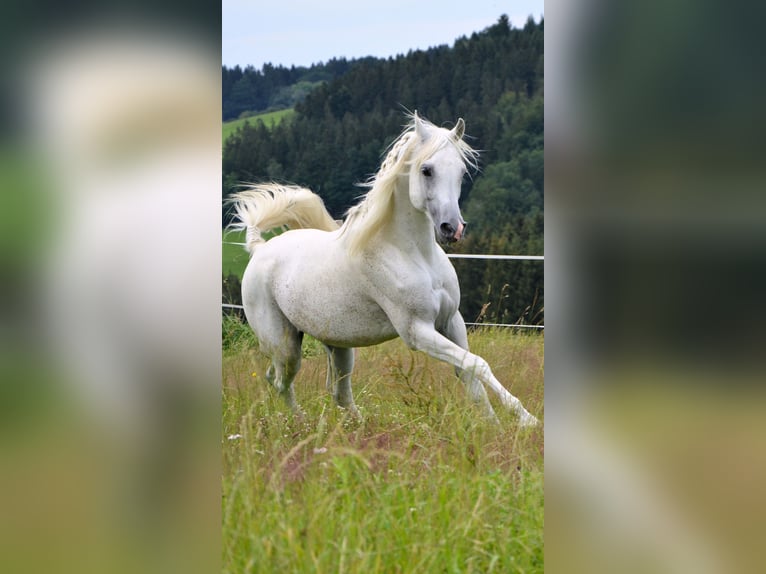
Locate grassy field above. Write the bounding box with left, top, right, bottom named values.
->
left=223, top=108, right=295, bottom=142
left=223, top=228, right=288, bottom=279
left=222, top=318, right=544, bottom=573
left=223, top=228, right=249, bottom=278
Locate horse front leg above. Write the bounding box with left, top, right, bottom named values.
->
left=439, top=312, right=498, bottom=421
left=407, top=319, right=539, bottom=427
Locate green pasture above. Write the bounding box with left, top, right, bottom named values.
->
left=223, top=109, right=295, bottom=143
left=222, top=320, right=544, bottom=573
left=223, top=228, right=288, bottom=279
left=223, top=229, right=249, bottom=279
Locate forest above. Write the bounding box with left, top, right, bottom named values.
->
left=222, top=14, right=543, bottom=326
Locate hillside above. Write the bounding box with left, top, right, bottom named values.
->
left=222, top=108, right=294, bottom=142
left=223, top=58, right=362, bottom=120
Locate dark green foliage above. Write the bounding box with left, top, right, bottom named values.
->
left=222, top=14, right=544, bottom=325
left=451, top=212, right=544, bottom=325
left=222, top=58, right=354, bottom=120
left=222, top=273, right=243, bottom=308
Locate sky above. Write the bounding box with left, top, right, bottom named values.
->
left=222, top=0, right=544, bottom=69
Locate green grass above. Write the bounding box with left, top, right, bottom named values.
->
left=223, top=109, right=295, bottom=143
left=223, top=229, right=249, bottom=278
left=223, top=324, right=544, bottom=573
left=223, top=228, right=287, bottom=279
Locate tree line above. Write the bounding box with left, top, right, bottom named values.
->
left=223, top=14, right=544, bottom=325
left=223, top=58, right=364, bottom=120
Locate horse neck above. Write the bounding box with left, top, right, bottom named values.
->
left=383, top=176, right=437, bottom=255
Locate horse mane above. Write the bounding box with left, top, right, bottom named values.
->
left=340, top=116, right=479, bottom=255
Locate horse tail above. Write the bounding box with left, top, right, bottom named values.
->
left=227, top=183, right=340, bottom=254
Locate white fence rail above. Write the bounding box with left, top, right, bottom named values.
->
left=225, top=242, right=543, bottom=262
left=446, top=254, right=544, bottom=261
left=223, top=251, right=544, bottom=329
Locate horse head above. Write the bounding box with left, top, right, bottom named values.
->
left=409, top=113, right=474, bottom=244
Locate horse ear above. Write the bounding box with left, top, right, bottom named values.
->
left=451, top=118, right=465, bottom=140
left=414, top=111, right=429, bottom=141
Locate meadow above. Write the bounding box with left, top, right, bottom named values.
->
left=222, top=315, right=544, bottom=573
left=223, top=108, right=295, bottom=143
left=222, top=228, right=249, bottom=278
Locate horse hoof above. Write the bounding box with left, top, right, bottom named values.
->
left=518, top=412, right=539, bottom=428
left=339, top=405, right=363, bottom=422
left=291, top=408, right=307, bottom=422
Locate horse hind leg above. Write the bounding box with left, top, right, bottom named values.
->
left=324, top=350, right=334, bottom=394
left=324, top=345, right=360, bottom=418
left=244, top=275, right=304, bottom=414
left=265, top=363, right=276, bottom=387
left=274, top=356, right=302, bottom=413
left=260, top=328, right=304, bottom=414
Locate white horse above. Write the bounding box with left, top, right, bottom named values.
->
left=229, top=114, right=538, bottom=427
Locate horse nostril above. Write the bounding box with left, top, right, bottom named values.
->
left=440, top=222, right=454, bottom=236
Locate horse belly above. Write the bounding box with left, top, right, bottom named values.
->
left=266, top=238, right=397, bottom=347
left=280, top=278, right=396, bottom=347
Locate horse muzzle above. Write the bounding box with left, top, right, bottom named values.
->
left=439, top=220, right=466, bottom=243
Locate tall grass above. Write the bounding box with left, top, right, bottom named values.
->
left=223, top=324, right=544, bottom=573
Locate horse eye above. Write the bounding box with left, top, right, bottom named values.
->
left=421, top=166, right=433, bottom=177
